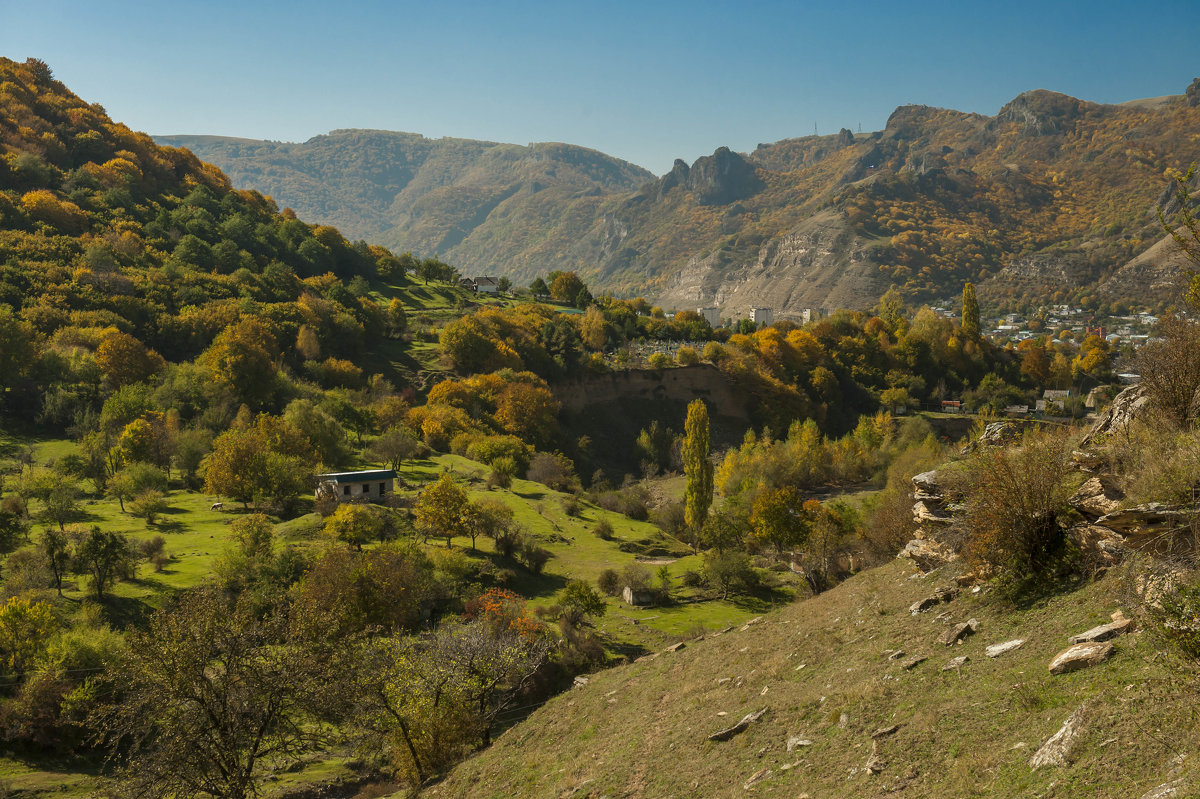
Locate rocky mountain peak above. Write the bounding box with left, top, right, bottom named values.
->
left=993, top=89, right=1092, bottom=135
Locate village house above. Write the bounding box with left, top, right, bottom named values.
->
left=316, top=469, right=397, bottom=503
left=471, top=276, right=500, bottom=294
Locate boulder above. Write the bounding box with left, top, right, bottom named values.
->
left=939, top=619, right=978, bottom=646
left=1048, top=641, right=1114, bottom=674
left=786, top=736, right=813, bottom=752
left=985, top=639, right=1026, bottom=658
left=941, top=656, right=969, bottom=671
left=910, top=596, right=941, bottom=614
left=961, top=421, right=1019, bottom=454
left=743, top=768, right=772, bottom=790
left=1069, top=615, right=1133, bottom=644
left=1068, top=475, right=1125, bottom=520
left=1029, top=705, right=1088, bottom=769
left=1071, top=449, right=1106, bottom=472
left=900, top=655, right=927, bottom=670
left=1095, top=503, right=1191, bottom=540
left=664, top=641, right=686, bottom=653
left=1067, top=523, right=1127, bottom=565
left=1080, top=384, right=1150, bottom=447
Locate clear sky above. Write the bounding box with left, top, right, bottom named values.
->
left=4, top=0, right=1198, bottom=175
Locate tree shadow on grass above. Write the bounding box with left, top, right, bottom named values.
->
left=99, top=594, right=155, bottom=631
left=150, top=519, right=186, bottom=534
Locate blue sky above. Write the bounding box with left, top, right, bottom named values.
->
left=4, top=0, right=1198, bottom=174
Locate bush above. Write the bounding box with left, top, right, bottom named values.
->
left=676, top=346, right=700, bottom=366
left=561, top=494, right=583, bottom=517
left=518, top=541, right=552, bottom=575
left=955, top=428, right=1078, bottom=587
left=620, top=562, right=652, bottom=593
left=703, top=550, right=758, bottom=598
left=681, top=569, right=706, bottom=587
left=591, top=519, right=614, bottom=540
left=597, top=568, right=621, bottom=596
left=648, top=353, right=672, bottom=369
left=702, top=341, right=725, bottom=362
left=651, top=500, right=687, bottom=539
left=526, top=451, right=578, bottom=492
left=488, top=456, right=516, bottom=489
left=595, top=484, right=650, bottom=521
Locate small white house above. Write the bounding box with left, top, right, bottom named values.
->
left=471, top=277, right=500, bottom=294
left=316, top=469, right=397, bottom=503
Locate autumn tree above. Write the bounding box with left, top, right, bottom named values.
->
left=549, top=271, right=585, bottom=304
left=200, top=318, right=280, bottom=410
left=96, top=330, right=166, bottom=388
left=961, top=282, right=980, bottom=339
left=414, top=472, right=471, bottom=547
left=682, top=399, right=713, bottom=549
left=0, top=597, right=57, bottom=678
left=367, top=426, right=421, bottom=470
left=323, top=503, right=384, bottom=550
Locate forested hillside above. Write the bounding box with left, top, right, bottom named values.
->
left=164, top=82, right=1200, bottom=314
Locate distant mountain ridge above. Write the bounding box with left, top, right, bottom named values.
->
left=160, top=81, right=1200, bottom=313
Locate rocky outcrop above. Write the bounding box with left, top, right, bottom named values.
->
left=1068, top=475, right=1125, bottom=520
left=685, top=147, right=763, bottom=206
left=1067, top=523, right=1127, bottom=566
left=899, top=469, right=963, bottom=571
left=1080, top=385, right=1150, bottom=447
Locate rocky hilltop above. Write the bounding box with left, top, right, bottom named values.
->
left=162, top=80, right=1200, bottom=313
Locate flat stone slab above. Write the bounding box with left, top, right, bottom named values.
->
left=1048, top=641, right=1114, bottom=674
left=942, top=655, right=969, bottom=671
left=985, top=639, right=1026, bottom=658
left=1069, top=617, right=1132, bottom=644
left=708, top=707, right=767, bottom=742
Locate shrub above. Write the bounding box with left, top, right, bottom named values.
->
left=703, top=550, right=758, bottom=598
left=561, top=494, right=583, bottom=517
left=681, top=569, right=706, bottom=587
left=702, top=341, right=726, bottom=362
left=591, top=519, right=614, bottom=540
left=651, top=500, right=687, bottom=539
left=648, top=352, right=672, bottom=369
left=597, top=568, right=621, bottom=596
left=676, top=346, right=700, bottom=366
left=488, top=456, right=516, bottom=489
left=518, top=541, right=551, bottom=575
left=620, top=562, right=652, bottom=593
left=955, top=428, right=1078, bottom=587
left=526, top=451, right=578, bottom=492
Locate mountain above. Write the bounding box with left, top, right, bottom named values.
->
left=162, top=84, right=1200, bottom=314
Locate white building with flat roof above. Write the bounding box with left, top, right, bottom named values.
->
left=750, top=307, right=774, bottom=326
left=698, top=307, right=721, bottom=328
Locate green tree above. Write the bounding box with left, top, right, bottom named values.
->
left=558, top=579, right=607, bottom=622
left=74, top=527, right=135, bottom=599
left=38, top=484, right=81, bottom=531
left=129, top=489, right=170, bottom=526
left=40, top=529, right=71, bottom=596
left=101, top=589, right=353, bottom=799
left=961, top=281, right=980, bottom=339
left=200, top=318, right=279, bottom=410
left=203, top=426, right=266, bottom=509
left=682, top=399, right=713, bottom=549
left=749, top=486, right=812, bottom=555
left=367, top=426, right=421, bottom=471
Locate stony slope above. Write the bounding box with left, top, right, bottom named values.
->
left=431, top=560, right=1195, bottom=799
left=162, top=82, right=1200, bottom=313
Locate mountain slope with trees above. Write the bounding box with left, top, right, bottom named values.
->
left=163, top=81, right=1200, bottom=314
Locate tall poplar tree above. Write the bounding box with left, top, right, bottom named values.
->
left=682, top=399, right=713, bottom=549
left=961, top=282, right=981, bottom=339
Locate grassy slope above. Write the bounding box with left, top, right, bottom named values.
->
left=432, top=561, right=1197, bottom=799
